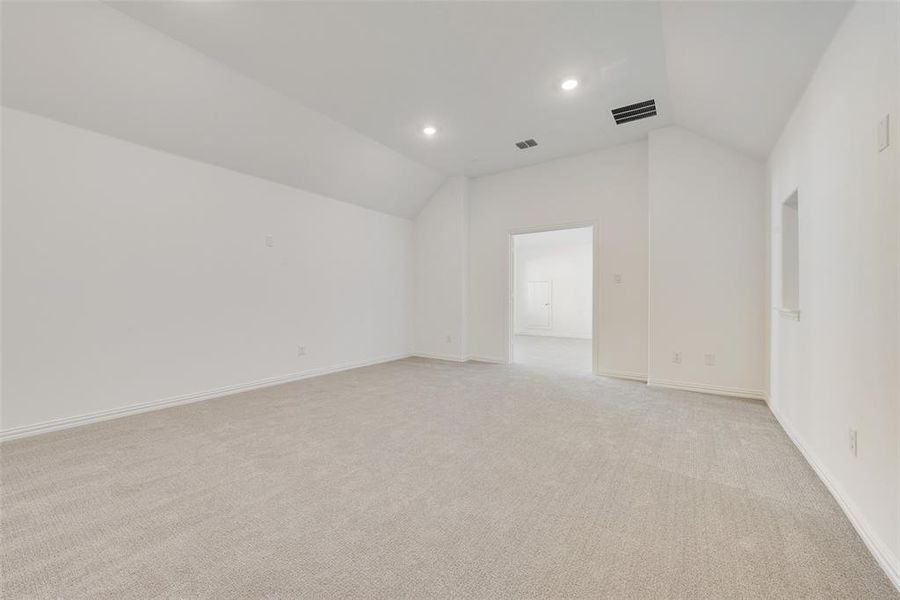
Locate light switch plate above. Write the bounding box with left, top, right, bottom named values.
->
left=878, top=114, right=890, bottom=152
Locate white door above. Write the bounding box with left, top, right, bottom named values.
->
left=526, top=281, right=552, bottom=329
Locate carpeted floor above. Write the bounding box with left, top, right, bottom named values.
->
left=1, top=358, right=897, bottom=599
left=513, top=335, right=592, bottom=373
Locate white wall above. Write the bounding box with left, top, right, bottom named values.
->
left=767, top=1, right=900, bottom=582
left=1, top=108, right=414, bottom=435
left=467, top=142, right=648, bottom=378
left=514, top=228, right=592, bottom=339
left=413, top=176, right=468, bottom=360
left=647, top=126, right=766, bottom=398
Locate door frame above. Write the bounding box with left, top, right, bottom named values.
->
left=507, top=220, right=600, bottom=375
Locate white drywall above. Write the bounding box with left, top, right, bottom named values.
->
left=767, top=1, right=900, bottom=583
left=647, top=126, right=766, bottom=398
left=1, top=108, right=414, bottom=435
left=514, top=228, right=592, bottom=339
left=1, top=1, right=442, bottom=218
left=467, top=142, right=648, bottom=378
left=413, top=176, right=468, bottom=360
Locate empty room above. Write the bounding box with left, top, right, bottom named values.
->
left=1, top=1, right=898, bottom=598
left=512, top=226, right=594, bottom=373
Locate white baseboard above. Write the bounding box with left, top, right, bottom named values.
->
left=647, top=378, right=765, bottom=400
left=770, top=404, right=900, bottom=591
left=596, top=369, right=648, bottom=382
left=412, top=353, right=507, bottom=365
left=0, top=353, right=411, bottom=442
left=411, top=352, right=468, bottom=362
left=514, top=332, right=592, bottom=341
left=465, top=355, right=507, bottom=364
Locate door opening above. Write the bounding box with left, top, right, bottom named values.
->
left=510, top=225, right=595, bottom=373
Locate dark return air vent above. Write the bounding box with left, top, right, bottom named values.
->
left=611, top=99, right=657, bottom=125
left=514, top=138, right=538, bottom=150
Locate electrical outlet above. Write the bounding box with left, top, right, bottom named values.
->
left=704, top=353, right=716, bottom=366
left=297, top=345, right=306, bottom=357
left=848, top=429, right=858, bottom=457
left=614, top=274, right=623, bottom=284
left=265, top=234, right=274, bottom=247
left=446, top=335, right=452, bottom=343
left=672, top=352, right=682, bottom=364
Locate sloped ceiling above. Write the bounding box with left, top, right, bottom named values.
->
left=1, top=1, right=443, bottom=218
left=113, top=1, right=675, bottom=177
left=661, top=1, right=851, bottom=158
left=3, top=1, right=851, bottom=218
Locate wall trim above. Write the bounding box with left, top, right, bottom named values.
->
left=465, top=355, right=507, bottom=364
left=0, top=353, right=411, bottom=442
left=769, top=404, right=900, bottom=592
left=597, top=369, right=648, bottom=382
left=414, top=353, right=508, bottom=366
left=647, top=378, right=765, bottom=400
left=411, top=352, right=468, bottom=363
left=514, top=332, right=593, bottom=341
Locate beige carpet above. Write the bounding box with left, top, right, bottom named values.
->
left=1, top=358, right=896, bottom=599
left=513, top=335, right=593, bottom=373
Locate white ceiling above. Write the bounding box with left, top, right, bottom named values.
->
left=113, top=1, right=674, bottom=177
left=2, top=1, right=443, bottom=219
left=4, top=1, right=851, bottom=217
left=115, top=1, right=849, bottom=172
left=662, top=1, right=851, bottom=158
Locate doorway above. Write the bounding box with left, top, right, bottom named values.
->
left=509, top=225, right=596, bottom=373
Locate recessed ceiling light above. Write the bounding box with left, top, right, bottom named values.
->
left=561, top=78, right=579, bottom=91
left=423, top=125, right=437, bottom=136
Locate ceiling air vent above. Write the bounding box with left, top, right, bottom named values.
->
left=514, top=138, right=538, bottom=150
left=611, top=99, right=657, bottom=125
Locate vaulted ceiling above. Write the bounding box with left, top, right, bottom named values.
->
left=114, top=1, right=675, bottom=178
left=3, top=1, right=851, bottom=217
left=661, top=1, right=851, bottom=158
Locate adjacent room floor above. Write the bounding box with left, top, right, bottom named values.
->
left=513, top=334, right=592, bottom=373
left=1, top=358, right=896, bottom=599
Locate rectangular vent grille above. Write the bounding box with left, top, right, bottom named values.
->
left=611, top=99, right=657, bottom=125
left=514, top=138, right=538, bottom=150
